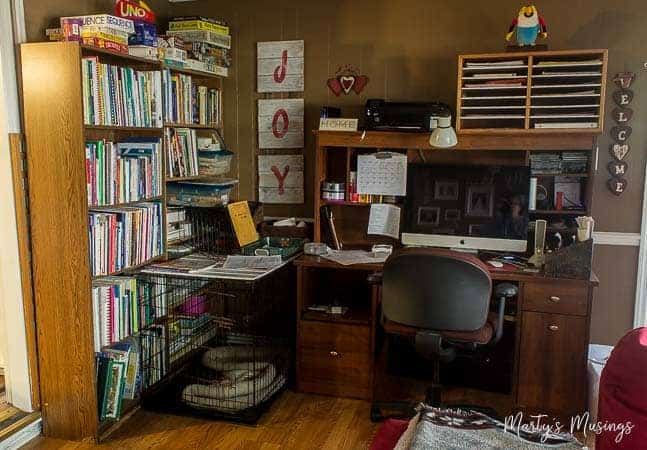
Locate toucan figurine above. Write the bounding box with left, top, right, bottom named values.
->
left=506, top=4, right=548, bottom=46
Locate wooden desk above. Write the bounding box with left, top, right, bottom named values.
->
left=294, top=254, right=598, bottom=419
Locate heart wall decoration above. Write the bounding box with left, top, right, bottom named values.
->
left=607, top=72, right=636, bottom=196
left=327, top=65, right=369, bottom=96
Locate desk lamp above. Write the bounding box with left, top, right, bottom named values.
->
left=429, top=114, right=458, bottom=148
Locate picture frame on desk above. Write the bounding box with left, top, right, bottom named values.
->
left=445, top=209, right=461, bottom=222
left=466, top=185, right=494, bottom=218
left=434, top=181, right=459, bottom=201
left=417, top=206, right=440, bottom=226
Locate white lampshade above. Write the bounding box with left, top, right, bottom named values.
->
left=429, top=115, right=458, bottom=148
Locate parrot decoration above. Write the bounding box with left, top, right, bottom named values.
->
left=506, top=4, right=548, bottom=46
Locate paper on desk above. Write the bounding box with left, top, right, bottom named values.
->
left=357, top=152, right=407, bottom=196
left=223, top=255, right=282, bottom=270
left=368, top=204, right=401, bottom=239
left=322, top=250, right=389, bottom=266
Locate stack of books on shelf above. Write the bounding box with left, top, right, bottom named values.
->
left=92, top=277, right=141, bottom=351
left=85, top=138, right=162, bottom=206
left=88, top=202, right=164, bottom=276
left=529, top=152, right=562, bottom=175
left=167, top=207, right=192, bottom=243
left=164, top=127, right=199, bottom=178
left=96, top=337, right=140, bottom=421
left=82, top=56, right=163, bottom=127
left=166, top=179, right=238, bottom=207
left=46, top=14, right=135, bottom=54
left=561, top=152, right=589, bottom=174
left=165, top=16, right=230, bottom=76
left=162, top=70, right=220, bottom=125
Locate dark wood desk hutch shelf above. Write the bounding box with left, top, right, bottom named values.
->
left=299, top=58, right=606, bottom=419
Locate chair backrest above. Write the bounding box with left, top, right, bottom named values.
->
left=382, top=248, right=492, bottom=332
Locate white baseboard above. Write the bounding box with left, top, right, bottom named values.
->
left=0, top=417, right=41, bottom=450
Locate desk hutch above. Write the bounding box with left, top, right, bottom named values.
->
left=297, top=48, right=607, bottom=421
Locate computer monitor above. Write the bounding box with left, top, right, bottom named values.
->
left=401, top=164, right=530, bottom=253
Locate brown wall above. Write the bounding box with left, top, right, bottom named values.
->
left=23, top=0, right=646, bottom=344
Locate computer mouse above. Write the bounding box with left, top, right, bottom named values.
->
left=487, top=260, right=504, bottom=268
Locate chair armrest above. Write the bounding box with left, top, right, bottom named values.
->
left=367, top=272, right=383, bottom=285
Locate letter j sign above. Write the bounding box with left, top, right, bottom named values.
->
left=257, top=40, right=304, bottom=93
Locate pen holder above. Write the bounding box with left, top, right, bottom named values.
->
left=544, top=239, right=593, bottom=280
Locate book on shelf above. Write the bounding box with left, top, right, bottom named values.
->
left=96, top=355, right=126, bottom=421
left=103, top=338, right=140, bottom=400
left=464, top=59, right=524, bottom=67
left=166, top=30, right=231, bottom=51
left=535, top=59, right=602, bottom=67
left=85, top=138, right=162, bottom=207
left=167, top=207, right=192, bottom=243
left=140, top=325, right=166, bottom=388
left=164, top=127, right=199, bottom=178
left=168, top=17, right=229, bottom=36
left=82, top=56, right=163, bottom=128
left=88, top=202, right=164, bottom=276
left=534, top=122, right=598, bottom=129
left=92, top=277, right=140, bottom=351
left=162, top=69, right=220, bottom=125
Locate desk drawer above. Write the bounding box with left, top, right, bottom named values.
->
left=298, top=321, right=371, bottom=399
left=300, top=321, right=370, bottom=353
left=523, top=282, right=589, bottom=316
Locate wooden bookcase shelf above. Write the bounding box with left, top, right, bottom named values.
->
left=457, top=49, right=608, bottom=134
left=20, top=41, right=229, bottom=442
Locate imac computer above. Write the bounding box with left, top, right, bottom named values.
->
left=401, top=164, right=530, bottom=253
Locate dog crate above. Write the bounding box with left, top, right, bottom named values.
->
left=136, top=261, right=295, bottom=423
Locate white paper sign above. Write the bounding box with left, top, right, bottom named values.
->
left=357, top=152, right=407, bottom=196
left=257, top=40, right=304, bottom=93
left=258, top=154, right=304, bottom=204
left=368, top=204, right=401, bottom=239
left=319, top=118, right=359, bottom=131
left=258, top=99, right=304, bottom=149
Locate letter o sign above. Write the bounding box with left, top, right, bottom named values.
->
left=272, top=108, right=289, bottom=139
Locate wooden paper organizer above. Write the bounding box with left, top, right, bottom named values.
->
left=457, top=49, right=608, bottom=133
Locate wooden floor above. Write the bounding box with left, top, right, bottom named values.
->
left=24, top=391, right=380, bottom=450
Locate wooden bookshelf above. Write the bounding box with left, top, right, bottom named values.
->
left=456, top=49, right=608, bottom=134
left=20, top=41, right=179, bottom=442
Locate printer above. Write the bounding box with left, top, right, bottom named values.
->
left=364, top=99, right=452, bottom=132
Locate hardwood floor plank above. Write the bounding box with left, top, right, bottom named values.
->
left=25, top=392, right=378, bottom=450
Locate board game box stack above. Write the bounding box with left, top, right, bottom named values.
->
left=47, top=14, right=136, bottom=54
left=165, top=16, right=231, bottom=76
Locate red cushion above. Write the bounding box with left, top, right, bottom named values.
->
left=370, top=419, right=409, bottom=450
left=596, top=327, right=647, bottom=450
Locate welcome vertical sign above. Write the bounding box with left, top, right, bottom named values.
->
left=256, top=40, right=305, bottom=204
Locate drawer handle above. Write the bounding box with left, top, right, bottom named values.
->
left=548, top=325, right=559, bottom=331
left=329, top=350, right=340, bottom=357
left=549, top=296, right=561, bottom=303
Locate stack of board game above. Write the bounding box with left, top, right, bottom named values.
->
left=52, top=14, right=136, bottom=54
left=166, top=16, right=230, bottom=76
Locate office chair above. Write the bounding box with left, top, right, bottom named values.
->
left=371, top=247, right=518, bottom=420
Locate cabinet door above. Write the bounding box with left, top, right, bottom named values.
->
left=517, top=312, right=588, bottom=415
